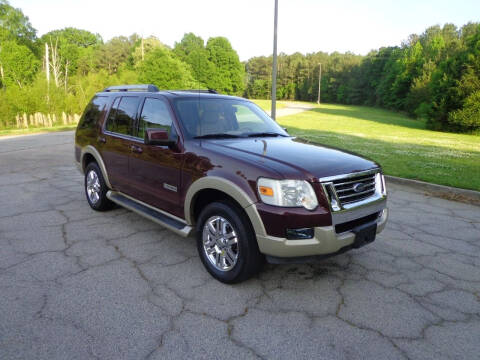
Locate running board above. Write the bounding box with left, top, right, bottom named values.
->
left=107, top=191, right=193, bottom=237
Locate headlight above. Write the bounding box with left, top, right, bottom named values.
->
left=257, top=178, right=318, bottom=210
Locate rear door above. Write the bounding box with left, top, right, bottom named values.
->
left=129, top=96, right=184, bottom=217
left=98, top=95, right=140, bottom=194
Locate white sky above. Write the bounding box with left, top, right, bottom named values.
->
left=11, top=0, right=480, bottom=61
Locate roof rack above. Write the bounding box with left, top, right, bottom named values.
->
left=170, top=89, right=219, bottom=94
left=103, top=84, right=159, bottom=92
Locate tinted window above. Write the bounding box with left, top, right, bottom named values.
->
left=79, top=96, right=108, bottom=128
left=105, top=97, right=120, bottom=133
left=105, top=96, right=139, bottom=136
left=138, top=98, right=173, bottom=139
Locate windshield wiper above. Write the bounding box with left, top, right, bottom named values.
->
left=246, top=132, right=287, bottom=138
left=194, top=133, right=243, bottom=139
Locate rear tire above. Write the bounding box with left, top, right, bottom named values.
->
left=196, top=201, right=264, bottom=283
left=84, top=162, right=113, bottom=211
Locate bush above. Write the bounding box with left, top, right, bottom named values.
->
left=414, top=102, right=432, bottom=120
left=448, top=91, right=480, bottom=131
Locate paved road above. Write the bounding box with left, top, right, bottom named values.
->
left=1, top=131, right=479, bottom=360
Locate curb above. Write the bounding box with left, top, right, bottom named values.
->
left=385, top=175, right=480, bottom=206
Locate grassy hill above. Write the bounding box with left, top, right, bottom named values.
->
left=277, top=103, right=480, bottom=191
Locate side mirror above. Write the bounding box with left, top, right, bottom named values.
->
left=145, top=129, right=176, bottom=146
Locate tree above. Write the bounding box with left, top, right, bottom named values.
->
left=137, top=47, right=195, bottom=89
left=0, top=40, right=38, bottom=88
left=0, top=0, right=36, bottom=51
left=206, top=37, right=245, bottom=95
left=448, top=90, right=480, bottom=131
left=174, top=33, right=217, bottom=89
left=95, top=36, right=135, bottom=74
left=40, top=28, right=102, bottom=90
left=132, top=36, right=166, bottom=66
left=173, top=33, right=205, bottom=59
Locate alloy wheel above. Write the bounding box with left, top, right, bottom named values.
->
left=86, top=170, right=101, bottom=204
left=202, top=215, right=239, bottom=271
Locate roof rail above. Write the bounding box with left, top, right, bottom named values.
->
left=103, top=84, right=159, bottom=92
left=170, top=89, right=219, bottom=94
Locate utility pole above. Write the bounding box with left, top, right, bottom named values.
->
left=317, top=63, right=321, bottom=104
left=271, top=0, right=278, bottom=120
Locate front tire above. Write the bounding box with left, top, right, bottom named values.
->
left=84, top=162, right=113, bottom=211
left=196, top=201, right=264, bottom=283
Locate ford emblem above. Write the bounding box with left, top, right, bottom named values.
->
left=353, top=182, right=366, bottom=193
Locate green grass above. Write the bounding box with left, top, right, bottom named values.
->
left=0, top=124, right=78, bottom=137
left=251, top=99, right=288, bottom=112
left=278, top=103, right=480, bottom=191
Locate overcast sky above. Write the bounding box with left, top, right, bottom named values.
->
left=12, top=0, right=480, bottom=60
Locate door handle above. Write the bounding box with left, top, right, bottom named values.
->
left=97, top=136, right=106, bottom=144
left=130, top=145, right=143, bottom=154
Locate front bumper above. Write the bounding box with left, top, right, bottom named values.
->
left=255, top=200, right=388, bottom=258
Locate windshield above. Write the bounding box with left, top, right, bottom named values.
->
left=172, top=98, right=289, bottom=139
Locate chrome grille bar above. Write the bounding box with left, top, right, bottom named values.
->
left=321, top=169, right=382, bottom=211
left=338, top=188, right=376, bottom=199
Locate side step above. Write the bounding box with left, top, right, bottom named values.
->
left=107, top=191, right=193, bottom=237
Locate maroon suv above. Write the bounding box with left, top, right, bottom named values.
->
left=75, top=84, right=388, bottom=283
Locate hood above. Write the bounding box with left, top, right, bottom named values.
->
left=205, top=137, right=379, bottom=181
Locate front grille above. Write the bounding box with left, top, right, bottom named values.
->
left=332, top=173, right=376, bottom=205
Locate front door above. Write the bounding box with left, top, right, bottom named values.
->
left=129, top=97, right=184, bottom=218
left=99, top=95, right=140, bottom=195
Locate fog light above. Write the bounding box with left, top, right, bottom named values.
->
left=286, top=228, right=314, bottom=240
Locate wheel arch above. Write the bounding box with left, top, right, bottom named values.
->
left=185, top=177, right=266, bottom=237
left=80, top=145, right=112, bottom=189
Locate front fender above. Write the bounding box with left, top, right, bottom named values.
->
left=184, top=176, right=267, bottom=237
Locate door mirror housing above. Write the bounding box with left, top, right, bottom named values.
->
left=145, top=129, right=176, bottom=146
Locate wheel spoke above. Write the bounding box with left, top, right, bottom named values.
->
left=207, top=221, right=217, bottom=237
left=205, top=246, right=216, bottom=255
left=215, top=218, right=222, bottom=233
left=221, top=220, right=228, bottom=235
left=204, top=235, right=216, bottom=248
left=225, top=233, right=237, bottom=246
left=225, top=249, right=235, bottom=265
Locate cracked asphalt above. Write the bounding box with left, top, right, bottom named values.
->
left=1, top=131, right=479, bottom=360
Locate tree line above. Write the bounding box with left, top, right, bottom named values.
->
left=1, top=0, right=479, bottom=133
left=0, top=1, right=245, bottom=129
left=245, top=23, right=480, bottom=132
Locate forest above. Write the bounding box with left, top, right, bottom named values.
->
left=245, top=22, right=480, bottom=133
left=1, top=0, right=479, bottom=133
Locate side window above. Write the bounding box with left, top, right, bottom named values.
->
left=105, top=96, right=139, bottom=136
left=105, top=97, right=120, bottom=133
left=138, top=98, right=173, bottom=140
left=79, top=96, right=108, bottom=128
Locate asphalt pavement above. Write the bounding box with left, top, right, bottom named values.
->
left=0, top=131, right=479, bottom=360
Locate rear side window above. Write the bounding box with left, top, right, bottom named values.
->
left=138, top=98, right=173, bottom=139
left=79, top=96, right=108, bottom=128
left=105, top=96, right=139, bottom=136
